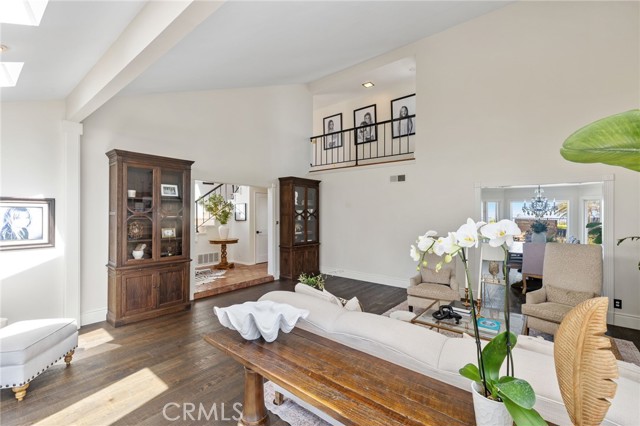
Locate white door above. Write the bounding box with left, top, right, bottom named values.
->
left=255, top=192, right=268, bottom=263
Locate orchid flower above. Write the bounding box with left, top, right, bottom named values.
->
left=417, top=230, right=437, bottom=252
left=432, top=233, right=458, bottom=256
left=410, top=245, right=421, bottom=261
left=481, top=219, right=521, bottom=247
left=455, top=218, right=482, bottom=248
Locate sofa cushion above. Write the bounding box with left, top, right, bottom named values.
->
left=545, top=285, right=595, bottom=307
left=421, top=268, right=451, bottom=285
left=295, top=283, right=343, bottom=308
left=521, top=302, right=573, bottom=323
left=343, top=297, right=363, bottom=312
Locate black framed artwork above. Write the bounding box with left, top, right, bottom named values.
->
left=391, top=94, right=416, bottom=139
left=353, top=104, right=377, bottom=144
left=323, top=113, right=343, bottom=149
left=0, top=197, right=55, bottom=250
left=235, top=203, right=247, bottom=221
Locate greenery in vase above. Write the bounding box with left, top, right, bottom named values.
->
left=586, top=221, right=602, bottom=244
left=410, top=219, right=547, bottom=426
left=298, top=273, right=325, bottom=290
left=201, top=193, right=233, bottom=225
left=561, top=109, right=640, bottom=270
left=530, top=220, right=548, bottom=234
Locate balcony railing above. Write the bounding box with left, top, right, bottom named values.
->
left=309, top=116, right=415, bottom=170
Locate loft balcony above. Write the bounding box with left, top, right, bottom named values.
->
left=309, top=116, right=416, bottom=172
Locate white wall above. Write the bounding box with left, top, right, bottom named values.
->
left=80, top=85, right=311, bottom=324
left=0, top=101, right=67, bottom=322
left=314, top=2, right=640, bottom=327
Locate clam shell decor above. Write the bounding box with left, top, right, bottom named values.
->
left=214, top=301, right=309, bottom=342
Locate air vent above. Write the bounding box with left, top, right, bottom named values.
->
left=390, top=174, right=406, bottom=182
left=197, top=252, right=219, bottom=265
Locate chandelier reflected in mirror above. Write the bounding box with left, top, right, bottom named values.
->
left=522, top=185, right=558, bottom=218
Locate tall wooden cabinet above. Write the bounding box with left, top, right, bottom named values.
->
left=106, top=150, right=194, bottom=327
left=279, top=177, right=320, bottom=280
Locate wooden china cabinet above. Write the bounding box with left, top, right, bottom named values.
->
left=106, top=150, right=194, bottom=327
left=279, top=177, right=320, bottom=280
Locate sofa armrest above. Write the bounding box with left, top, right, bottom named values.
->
left=409, top=273, right=421, bottom=287
left=526, top=287, right=547, bottom=305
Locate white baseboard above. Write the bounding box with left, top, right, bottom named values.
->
left=611, top=311, right=640, bottom=330
left=81, top=308, right=107, bottom=326
left=321, top=267, right=408, bottom=288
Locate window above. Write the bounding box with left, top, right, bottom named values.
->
left=482, top=201, right=500, bottom=223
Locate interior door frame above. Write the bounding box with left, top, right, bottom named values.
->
left=474, top=175, right=614, bottom=324
left=254, top=190, right=269, bottom=265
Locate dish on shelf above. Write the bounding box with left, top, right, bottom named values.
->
left=128, top=221, right=144, bottom=239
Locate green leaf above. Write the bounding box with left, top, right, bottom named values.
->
left=586, top=222, right=601, bottom=229
left=560, top=109, right=640, bottom=172
left=496, top=377, right=536, bottom=409
left=459, top=364, right=482, bottom=382
left=502, top=396, right=548, bottom=426
left=481, top=332, right=518, bottom=382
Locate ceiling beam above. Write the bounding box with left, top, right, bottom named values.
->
left=65, top=0, right=224, bottom=123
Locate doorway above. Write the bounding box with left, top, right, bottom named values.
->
left=193, top=181, right=274, bottom=299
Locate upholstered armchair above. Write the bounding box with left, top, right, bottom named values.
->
left=522, top=243, right=603, bottom=336
left=407, top=252, right=459, bottom=312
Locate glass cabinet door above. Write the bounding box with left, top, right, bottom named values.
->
left=126, top=166, right=154, bottom=261
left=306, top=186, right=318, bottom=242
left=159, top=169, right=185, bottom=258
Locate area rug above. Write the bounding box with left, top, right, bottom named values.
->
left=264, top=381, right=332, bottom=426
left=194, top=268, right=225, bottom=284
left=382, top=301, right=640, bottom=367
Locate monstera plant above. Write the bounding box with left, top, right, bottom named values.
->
left=560, top=109, right=640, bottom=269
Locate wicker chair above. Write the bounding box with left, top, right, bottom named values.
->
left=522, top=243, right=602, bottom=336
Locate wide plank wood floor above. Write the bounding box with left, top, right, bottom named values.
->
left=1, top=276, right=637, bottom=426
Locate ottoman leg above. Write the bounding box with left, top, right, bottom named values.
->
left=12, top=383, right=29, bottom=401
left=64, top=349, right=75, bottom=366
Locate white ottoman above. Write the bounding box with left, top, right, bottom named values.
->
left=0, top=318, right=78, bottom=401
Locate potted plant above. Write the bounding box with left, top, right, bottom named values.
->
left=530, top=220, right=548, bottom=243
left=201, top=193, right=234, bottom=239
left=298, top=272, right=325, bottom=290
left=411, top=219, right=547, bottom=426
left=561, top=109, right=640, bottom=269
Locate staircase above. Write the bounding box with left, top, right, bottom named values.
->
left=195, top=182, right=239, bottom=233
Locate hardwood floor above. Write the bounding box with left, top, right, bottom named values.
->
left=1, top=276, right=638, bottom=426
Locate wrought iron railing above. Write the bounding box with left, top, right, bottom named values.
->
left=194, top=183, right=238, bottom=233
left=309, top=115, right=415, bottom=169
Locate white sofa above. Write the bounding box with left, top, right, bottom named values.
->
left=259, top=291, right=640, bottom=426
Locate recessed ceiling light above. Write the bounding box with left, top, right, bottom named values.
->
left=0, top=0, right=49, bottom=26
left=362, top=81, right=375, bottom=88
left=0, top=62, right=25, bottom=87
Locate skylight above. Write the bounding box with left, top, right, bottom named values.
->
left=0, top=0, right=49, bottom=26
left=0, top=62, right=24, bottom=87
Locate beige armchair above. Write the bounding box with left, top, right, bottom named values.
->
left=407, top=252, right=459, bottom=312
left=522, top=243, right=602, bottom=336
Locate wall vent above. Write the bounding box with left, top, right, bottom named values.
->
left=390, top=174, right=406, bottom=182
left=197, top=252, right=219, bottom=265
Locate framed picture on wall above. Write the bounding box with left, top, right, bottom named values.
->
left=323, top=113, right=343, bottom=150
left=0, top=197, right=55, bottom=250
left=353, top=104, right=377, bottom=144
left=391, top=94, right=416, bottom=139
left=235, top=203, right=247, bottom=221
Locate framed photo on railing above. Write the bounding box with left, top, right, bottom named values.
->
left=391, top=94, right=416, bottom=139
left=353, top=104, right=377, bottom=144
left=0, top=197, right=55, bottom=250
left=323, top=113, right=342, bottom=149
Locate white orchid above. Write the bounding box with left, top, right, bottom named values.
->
left=409, top=245, right=421, bottom=261
left=417, top=230, right=437, bottom=252
left=455, top=218, right=483, bottom=248
left=433, top=232, right=459, bottom=256
left=481, top=219, right=521, bottom=247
